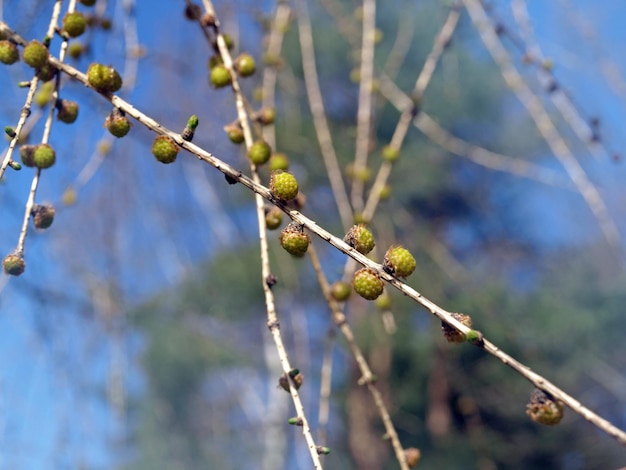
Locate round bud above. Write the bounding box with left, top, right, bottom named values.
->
left=255, top=107, right=276, bottom=126
left=265, top=206, right=283, bottom=230
left=352, top=268, right=384, bottom=300
left=184, top=4, right=201, bottom=20
left=526, top=388, right=564, bottom=426
left=374, top=292, right=391, bottom=310
left=208, top=54, right=223, bottom=70
left=2, top=253, right=25, bottom=276
left=87, top=63, right=123, bottom=93
left=441, top=312, right=472, bottom=344
left=374, top=28, right=384, bottom=44
left=465, top=330, right=484, bottom=346
left=62, top=188, right=77, bottom=206
left=278, top=369, right=304, bottom=392
left=87, top=63, right=110, bottom=91
left=151, top=135, right=178, bottom=164
left=279, top=223, right=310, bottom=257
left=383, top=245, right=416, bottom=279
left=381, top=144, right=400, bottom=162
left=63, top=12, right=87, bottom=38
left=99, top=18, right=113, bottom=30
left=22, top=40, right=49, bottom=69
left=56, top=99, right=79, bottom=124
left=404, top=448, right=421, bottom=468
left=33, top=143, right=56, bottom=169
left=34, top=82, right=54, bottom=107
left=210, top=64, right=231, bottom=88
left=105, top=109, right=131, bottom=137
left=32, top=203, right=55, bottom=229
left=248, top=140, right=271, bottom=165
left=330, top=281, right=351, bottom=302
left=0, top=40, right=19, bottom=65
left=268, top=153, right=289, bottom=171
left=235, top=53, right=256, bottom=77
left=107, top=116, right=131, bottom=137
left=20, top=145, right=36, bottom=167
left=344, top=224, right=375, bottom=255
left=108, top=67, right=123, bottom=92
left=379, top=184, right=392, bottom=200
left=224, top=124, right=244, bottom=144
left=354, top=166, right=371, bottom=182
left=35, top=62, right=56, bottom=82
left=222, top=34, right=235, bottom=50
left=270, top=171, right=299, bottom=202
left=68, top=42, right=85, bottom=60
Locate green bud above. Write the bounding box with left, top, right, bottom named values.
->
left=186, top=115, right=199, bottom=130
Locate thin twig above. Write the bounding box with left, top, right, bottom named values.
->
left=316, top=324, right=334, bottom=446
left=11, top=26, right=624, bottom=447
left=308, top=243, right=410, bottom=470
left=350, top=0, right=376, bottom=214
left=378, top=74, right=573, bottom=189
left=261, top=2, right=290, bottom=149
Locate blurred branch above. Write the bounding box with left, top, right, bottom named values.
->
left=295, top=0, right=353, bottom=231
left=317, top=325, right=334, bottom=447
left=463, top=0, right=620, bottom=250
left=378, top=74, right=572, bottom=188
left=382, top=13, right=416, bottom=80
left=558, top=0, right=626, bottom=107
left=511, top=0, right=611, bottom=160
left=260, top=2, right=289, bottom=149
left=350, top=0, right=377, bottom=214
left=364, top=6, right=461, bottom=222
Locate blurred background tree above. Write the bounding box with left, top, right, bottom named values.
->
left=0, top=0, right=625, bottom=469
